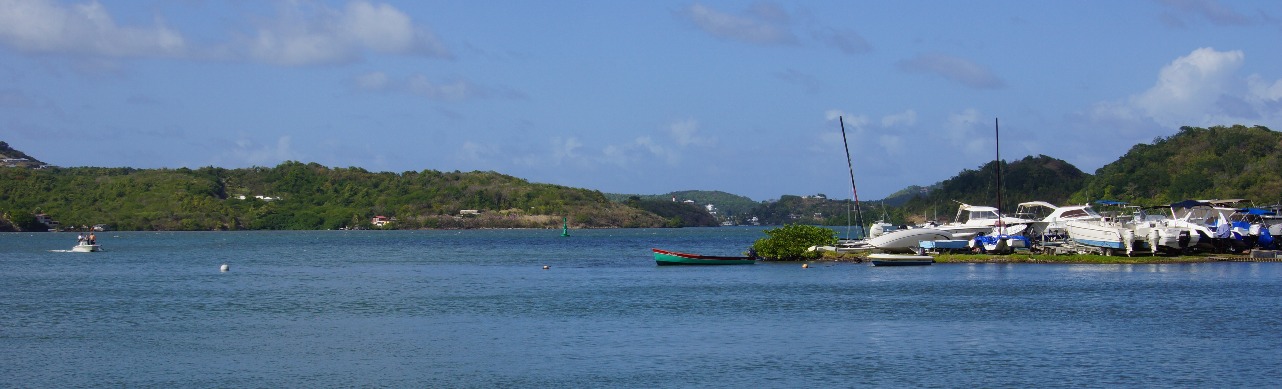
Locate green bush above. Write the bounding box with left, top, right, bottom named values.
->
left=751, top=224, right=837, bottom=260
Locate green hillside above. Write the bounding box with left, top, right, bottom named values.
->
left=606, top=190, right=756, bottom=222
left=619, top=197, right=720, bottom=227
left=891, top=154, right=1089, bottom=225
left=1072, top=125, right=1282, bottom=206
left=0, top=161, right=668, bottom=231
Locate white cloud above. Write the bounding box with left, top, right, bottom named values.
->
left=677, top=2, right=798, bottom=46
left=825, top=110, right=868, bottom=128
left=896, top=53, right=1005, bottom=89
left=881, top=110, right=917, bottom=128
left=0, top=0, right=450, bottom=67
left=551, top=136, right=582, bottom=164
left=1092, top=47, right=1282, bottom=132
left=1132, top=47, right=1242, bottom=128
left=635, top=136, right=679, bottom=166
left=0, top=0, right=185, bottom=57
left=668, top=119, right=713, bottom=146
left=246, top=1, right=450, bottom=66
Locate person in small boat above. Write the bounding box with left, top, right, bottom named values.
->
left=77, top=233, right=86, bottom=244
left=88, top=233, right=97, bottom=245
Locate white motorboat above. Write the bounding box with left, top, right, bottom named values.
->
left=1065, top=219, right=1141, bottom=256
left=866, top=228, right=953, bottom=253
left=71, top=242, right=102, bottom=252
left=1014, top=201, right=1103, bottom=240
left=932, top=203, right=1033, bottom=240
left=1162, top=200, right=1226, bottom=251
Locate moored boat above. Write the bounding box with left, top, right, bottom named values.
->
left=652, top=248, right=755, bottom=266
left=868, top=253, right=934, bottom=266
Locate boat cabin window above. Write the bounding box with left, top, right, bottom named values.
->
left=968, top=209, right=999, bottom=221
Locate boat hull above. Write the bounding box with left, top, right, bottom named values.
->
left=652, top=249, right=755, bottom=266
left=71, top=244, right=101, bottom=252
left=867, top=228, right=953, bottom=253
left=1065, top=220, right=1130, bottom=249
left=868, top=253, right=934, bottom=266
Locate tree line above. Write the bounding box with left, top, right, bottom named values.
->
left=0, top=162, right=668, bottom=231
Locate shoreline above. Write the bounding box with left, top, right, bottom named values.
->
left=816, top=251, right=1278, bottom=264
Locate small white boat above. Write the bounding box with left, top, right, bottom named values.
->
left=71, top=242, right=102, bottom=252
left=868, top=253, right=934, bottom=266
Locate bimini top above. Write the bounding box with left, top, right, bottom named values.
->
left=1169, top=200, right=1212, bottom=209
left=1239, top=208, right=1277, bottom=216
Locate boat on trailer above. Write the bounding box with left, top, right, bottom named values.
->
left=652, top=248, right=756, bottom=266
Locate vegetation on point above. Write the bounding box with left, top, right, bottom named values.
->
left=751, top=224, right=837, bottom=260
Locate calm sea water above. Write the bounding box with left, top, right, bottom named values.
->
left=3, top=227, right=1281, bottom=388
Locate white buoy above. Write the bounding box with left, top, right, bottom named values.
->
left=802, top=263, right=810, bottom=268
left=220, top=263, right=230, bottom=272
left=542, top=265, right=550, bottom=270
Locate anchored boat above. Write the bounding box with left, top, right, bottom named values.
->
left=652, top=248, right=755, bottom=266
left=868, top=253, right=934, bottom=266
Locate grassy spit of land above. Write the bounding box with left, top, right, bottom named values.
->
left=816, top=251, right=1259, bottom=264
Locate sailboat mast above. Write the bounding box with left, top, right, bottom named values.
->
left=994, top=117, right=1003, bottom=235
left=839, top=116, right=866, bottom=238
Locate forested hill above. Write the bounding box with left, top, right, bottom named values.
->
left=1071, top=125, right=1282, bottom=205
left=0, top=161, right=667, bottom=231
left=605, top=190, right=758, bottom=217
left=894, top=154, right=1089, bottom=224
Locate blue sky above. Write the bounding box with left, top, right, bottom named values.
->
left=2, top=0, right=1280, bottom=201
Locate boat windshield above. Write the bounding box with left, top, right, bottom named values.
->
left=1058, top=206, right=1100, bottom=219
left=1014, top=203, right=1056, bottom=220
left=1174, top=206, right=1215, bottom=223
